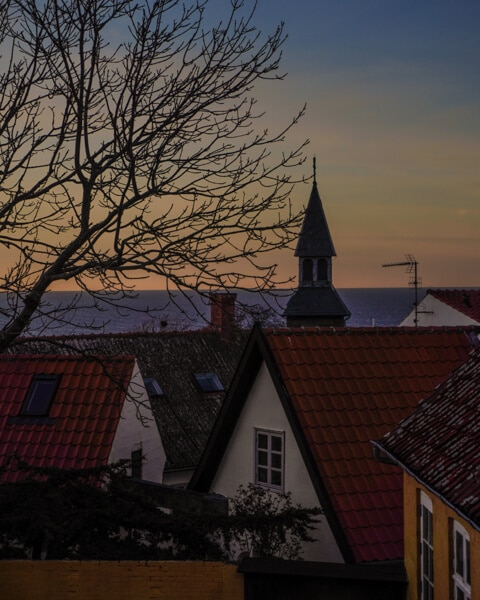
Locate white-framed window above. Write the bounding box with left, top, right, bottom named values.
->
left=419, top=491, right=434, bottom=600
left=452, top=521, right=471, bottom=600
left=255, top=429, right=284, bottom=492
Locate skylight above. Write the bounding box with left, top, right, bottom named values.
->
left=21, top=375, right=60, bottom=416
left=194, top=372, right=224, bottom=393
left=144, top=377, right=164, bottom=397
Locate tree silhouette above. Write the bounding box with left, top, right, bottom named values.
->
left=0, top=0, right=306, bottom=350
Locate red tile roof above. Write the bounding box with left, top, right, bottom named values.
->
left=0, top=355, right=135, bottom=482
left=428, top=289, right=480, bottom=323
left=374, top=347, right=480, bottom=528
left=264, top=327, right=477, bottom=562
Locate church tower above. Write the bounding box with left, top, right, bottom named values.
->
left=284, top=160, right=350, bottom=327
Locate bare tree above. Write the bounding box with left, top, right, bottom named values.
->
left=0, top=0, right=306, bottom=350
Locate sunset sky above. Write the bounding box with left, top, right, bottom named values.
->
left=246, top=0, right=480, bottom=288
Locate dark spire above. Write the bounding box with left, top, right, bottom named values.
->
left=284, top=158, right=350, bottom=327
left=294, top=161, right=336, bottom=258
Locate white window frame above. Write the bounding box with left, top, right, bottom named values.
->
left=419, top=491, right=434, bottom=600
left=452, top=520, right=471, bottom=600
left=254, top=429, right=284, bottom=492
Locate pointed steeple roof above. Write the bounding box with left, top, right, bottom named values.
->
left=295, top=164, right=336, bottom=258
left=284, top=158, right=350, bottom=327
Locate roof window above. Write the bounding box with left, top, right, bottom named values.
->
left=21, top=375, right=60, bottom=416
left=194, top=372, right=224, bottom=393
left=144, top=377, right=164, bottom=397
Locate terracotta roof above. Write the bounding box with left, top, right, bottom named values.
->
left=190, top=326, right=478, bottom=563
left=374, top=347, right=480, bottom=529
left=427, top=288, right=480, bottom=323
left=8, top=330, right=247, bottom=472
left=0, top=355, right=135, bottom=482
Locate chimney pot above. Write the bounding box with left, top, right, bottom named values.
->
left=210, top=292, right=237, bottom=338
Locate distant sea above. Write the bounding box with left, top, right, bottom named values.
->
left=0, top=288, right=418, bottom=336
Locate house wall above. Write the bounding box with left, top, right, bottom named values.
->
left=210, top=361, right=344, bottom=563
left=109, top=362, right=166, bottom=483
left=0, top=561, right=243, bottom=600
left=400, top=295, right=478, bottom=327
left=404, top=472, right=480, bottom=600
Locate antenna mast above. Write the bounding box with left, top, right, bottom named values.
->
left=382, top=254, right=420, bottom=326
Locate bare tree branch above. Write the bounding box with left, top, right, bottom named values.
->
left=0, top=0, right=307, bottom=350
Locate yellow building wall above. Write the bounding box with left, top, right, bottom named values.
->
left=404, top=472, right=479, bottom=600
left=0, top=561, right=244, bottom=600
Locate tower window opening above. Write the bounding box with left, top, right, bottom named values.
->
left=302, top=259, right=313, bottom=282
left=317, top=259, right=328, bottom=281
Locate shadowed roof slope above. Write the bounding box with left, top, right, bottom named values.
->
left=0, top=355, right=135, bottom=482
left=428, top=288, right=480, bottom=323
left=190, top=326, right=478, bottom=563
left=374, top=347, right=480, bottom=528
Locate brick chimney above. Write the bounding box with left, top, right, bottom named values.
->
left=209, top=292, right=237, bottom=338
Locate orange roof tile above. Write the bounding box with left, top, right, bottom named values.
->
left=264, top=327, right=476, bottom=562
left=0, top=355, right=135, bottom=482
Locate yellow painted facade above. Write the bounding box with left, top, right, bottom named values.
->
left=0, top=560, right=244, bottom=600
left=404, top=472, right=479, bottom=600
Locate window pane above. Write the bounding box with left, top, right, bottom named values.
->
left=271, top=453, right=282, bottom=469
left=194, top=373, right=223, bottom=392
left=257, top=433, right=268, bottom=449
left=257, top=450, right=268, bottom=466
left=271, top=470, right=282, bottom=486
left=456, top=531, right=464, bottom=576
left=257, top=467, right=268, bottom=483
left=271, top=435, right=282, bottom=452
left=22, top=376, right=59, bottom=415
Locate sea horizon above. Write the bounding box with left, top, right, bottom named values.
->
left=0, top=287, right=432, bottom=335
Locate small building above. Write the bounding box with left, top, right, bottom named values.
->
left=284, top=166, right=350, bottom=327
left=0, top=354, right=165, bottom=483
left=373, top=346, right=480, bottom=600
left=7, top=294, right=248, bottom=486
left=189, top=325, right=477, bottom=569
left=400, top=288, right=480, bottom=327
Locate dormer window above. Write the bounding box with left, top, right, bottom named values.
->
left=194, top=372, right=224, bottom=393
left=21, top=375, right=59, bottom=416
left=144, top=377, right=164, bottom=397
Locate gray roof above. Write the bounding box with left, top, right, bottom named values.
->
left=295, top=181, right=336, bottom=258
left=7, top=330, right=248, bottom=472
left=284, top=286, right=351, bottom=319
left=375, top=347, right=480, bottom=528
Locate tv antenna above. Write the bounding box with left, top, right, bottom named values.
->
left=382, top=254, right=420, bottom=326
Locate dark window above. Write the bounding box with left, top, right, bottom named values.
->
left=131, top=449, right=143, bottom=479
left=317, top=258, right=328, bottom=281
left=194, top=373, right=224, bottom=393
left=144, top=377, right=164, bottom=397
left=302, top=259, right=313, bottom=282
left=21, top=375, right=59, bottom=416
left=419, top=492, right=434, bottom=600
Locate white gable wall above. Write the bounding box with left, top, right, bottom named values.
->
left=109, top=361, right=166, bottom=484
left=210, top=361, right=343, bottom=563
left=400, top=294, right=479, bottom=326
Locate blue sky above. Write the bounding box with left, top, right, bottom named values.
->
left=234, top=0, right=480, bottom=287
